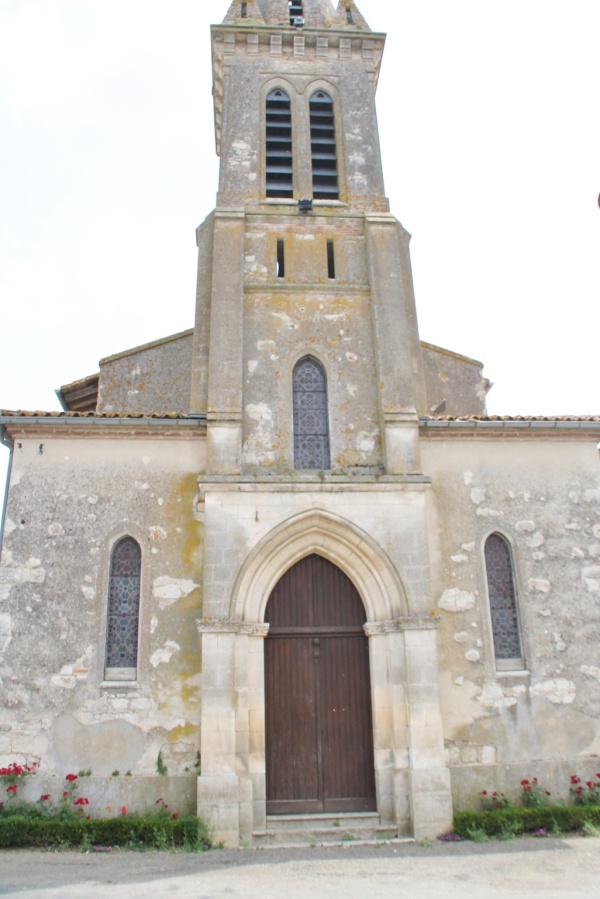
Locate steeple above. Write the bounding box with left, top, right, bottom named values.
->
left=195, top=0, right=426, bottom=479
left=211, top=1, right=385, bottom=198
left=223, top=1, right=370, bottom=31
left=332, top=0, right=370, bottom=31
left=222, top=0, right=266, bottom=24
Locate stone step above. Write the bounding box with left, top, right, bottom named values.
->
left=253, top=813, right=402, bottom=847
left=266, top=812, right=381, bottom=831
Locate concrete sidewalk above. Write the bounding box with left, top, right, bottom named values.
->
left=0, top=837, right=599, bottom=898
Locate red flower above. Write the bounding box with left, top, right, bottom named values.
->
left=571, top=775, right=581, bottom=785
left=40, top=795, right=50, bottom=802
left=172, top=813, right=179, bottom=820
left=74, top=798, right=89, bottom=806
left=6, top=785, right=17, bottom=795
left=520, top=780, right=530, bottom=786
left=120, top=806, right=127, bottom=815
left=65, top=774, right=78, bottom=782
left=532, top=778, right=538, bottom=784
left=62, top=791, right=68, bottom=798
left=545, top=791, right=551, bottom=796
left=480, top=790, right=487, bottom=796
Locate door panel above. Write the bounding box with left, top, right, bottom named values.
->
left=321, top=635, right=376, bottom=811
left=265, top=555, right=376, bottom=815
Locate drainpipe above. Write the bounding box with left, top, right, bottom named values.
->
left=0, top=424, right=13, bottom=556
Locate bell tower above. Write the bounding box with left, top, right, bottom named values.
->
left=191, top=0, right=427, bottom=476
left=195, top=2, right=453, bottom=849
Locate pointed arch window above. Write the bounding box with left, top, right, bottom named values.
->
left=293, top=356, right=331, bottom=470
left=484, top=533, right=524, bottom=669
left=310, top=91, right=339, bottom=200
left=266, top=89, right=293, bottom=198
left=105, top=536, right=141, bottom=680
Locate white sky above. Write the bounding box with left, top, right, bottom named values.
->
left=1, top=0, right=599, bottom=505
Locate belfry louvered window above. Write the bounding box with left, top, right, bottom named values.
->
left=266, top=89, right=293, bottom=198
left=289, top=1, right=303, bottom=24
left=310, top=91, right=339, bottom=200
left=484, top=533, right=524, bottom=668
left=293, top=357, right=331, bottom=470
left=105, top=536, right=141, bottom=679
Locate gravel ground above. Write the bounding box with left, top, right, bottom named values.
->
left=0, top=837, right=599, bottom=898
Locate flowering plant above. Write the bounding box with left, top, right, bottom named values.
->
left=0, top=761, right=38, bottom=805
left=520, top=778, right=551, bottom=808
left=479, top=790, right=511, bottom=811
left=570, top=774, right=600, bottom=806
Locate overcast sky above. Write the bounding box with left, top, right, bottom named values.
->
left=1, top=0, right=599, bottom=505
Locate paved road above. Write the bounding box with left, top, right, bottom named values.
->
left=0, top=837, right=599, bottom=898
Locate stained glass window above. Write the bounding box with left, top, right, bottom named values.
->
left=293, top=357, right=331, bottom=470
left=484, top=533, right=523, bottom=665
left=106, top=537, right=141, bottom=676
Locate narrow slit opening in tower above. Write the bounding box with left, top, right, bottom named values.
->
left=241, top=2, right=247, bottom=18
left=346, top=7, right=354, bottom=24
left=277, top=239, right=285, bottom=278
left=327, top=240, right=335, bottom=279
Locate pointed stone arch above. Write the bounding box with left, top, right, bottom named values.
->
left=230, top=508, right=409, bottom=625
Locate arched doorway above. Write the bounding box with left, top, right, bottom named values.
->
left=264, top=554, right=376, bottom=814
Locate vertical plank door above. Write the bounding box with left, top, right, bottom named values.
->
left=265, top=554, right=376, bottom=814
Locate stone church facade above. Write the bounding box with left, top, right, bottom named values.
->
left=1, top=0, right=599, bottom=847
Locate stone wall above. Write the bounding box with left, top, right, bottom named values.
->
left=97, top=331, right=193, bottom=414
left=421, top=431, right=600, bottom=807
left=421, top=342, right=489, bottom=416
left=16, top=775, right=197, bottom=818
left=240, top=214, right=383, bottom=472
left=0, top=429, right=205, bottom=777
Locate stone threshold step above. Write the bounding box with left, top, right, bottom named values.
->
left=252, top=837, right=415, bottom=850
left=266, top=812, right=381, bottom=831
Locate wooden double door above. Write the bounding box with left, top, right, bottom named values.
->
left=265, top=554, right=376, bottom=815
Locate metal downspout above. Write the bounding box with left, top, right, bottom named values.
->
left=0, top=425, right=14, bottom=556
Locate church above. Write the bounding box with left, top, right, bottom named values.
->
left=1, top=0, right=599, bottom=847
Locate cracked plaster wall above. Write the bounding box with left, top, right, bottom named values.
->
left=0, top=435, right=205, bottom=777
left=422, top=436, right=600, bottom=807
